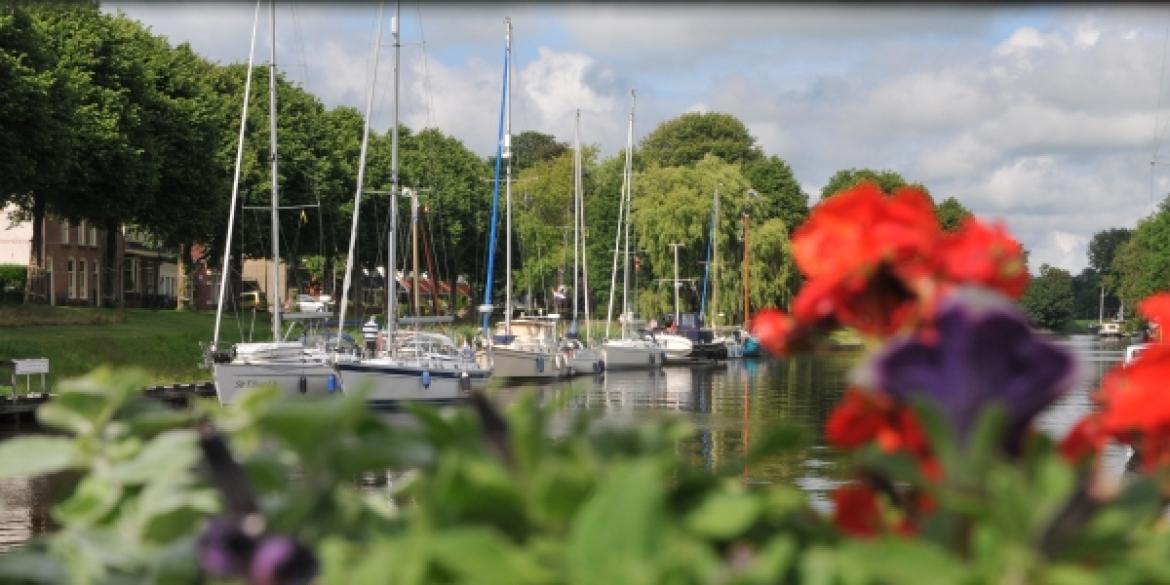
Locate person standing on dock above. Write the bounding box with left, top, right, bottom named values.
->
left=363, top=317, right=380, bottom=357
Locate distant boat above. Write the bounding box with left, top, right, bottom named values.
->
left=1099, top=321, right=1124, bottom=338
left=559, top=109, right=604, bottom=376
left=208, top=2, right=355, bottom=405
left=602, top=91, right=665, bottom=370
left=333, top=3, right=489, bottom=403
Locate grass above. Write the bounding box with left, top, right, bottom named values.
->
left=0, top=306, right=273, bottom=389
left=0, top=304, right=128, bottom=327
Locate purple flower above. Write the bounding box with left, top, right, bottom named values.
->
left=857, top=287, right=1075, bottom=453
left=250, top=535, right=318, bottom=585
left=198, top=517, right=255, bottom=578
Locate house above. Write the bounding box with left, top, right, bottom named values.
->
left=0, top=204, right=186, bottom=308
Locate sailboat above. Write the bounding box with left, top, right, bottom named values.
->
left=209, top=2, right=355, bottom=405
left=558, top=109, right=604, bottom=376
left=482, top=18, right=567, bottom=380
left=602, top=91, right=666, bottom=370
left=332, top=3, right=489, bottom=404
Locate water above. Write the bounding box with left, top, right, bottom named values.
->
left=0, top=337, right=1128, bottom=551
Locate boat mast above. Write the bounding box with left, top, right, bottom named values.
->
left=411, top=187, right=420, bottom=317
left=268, top=0, right=282, bottom=339
left=387, top=1, right=401, bottom=342
left=213, top=0, right=261, bottom=349
left=742, top=208, right=750, bottom=328
left=504, top=17, right=513, bottom=336
left=335, top=2, right=384, bottom=345
left=620, top=90, right=636, bottom=340
left=604, top=159, right=626, bottom=339
left=670, top=242, right=682, bottom=327
left=479, top=19, right=510, bottom=336
left=579, top=115, right=592, bottom=342
left=711, top=186, right=720, bottom=329
left=572, top=109, right=580, bottom=328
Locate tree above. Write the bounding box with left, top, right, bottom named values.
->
left=1019, top=263, right=1075, bottom=331
left=638, top=112, right=762, bottom=169
left=935, top=197, right=971, bottom=232
left=630, top=155, right=794, bottom=323
left=743, top=155, right=808, bottom=231
left=1071, top=268, right=1102, bottom=320
left=820, top=168, right=926, bottom=200
left=1113, top=201, right=1170, bottom=312
left=1088, top=228, right=1132, bottom=314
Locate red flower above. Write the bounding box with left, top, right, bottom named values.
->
left=937, top=218, right=1028, bottom=299
left=750, top=308, right=795, bottom=356
left=832, top=484, right=883, bottom=537
left=1139, top=292, right=1170, bottom=337
left=1060, top=414, right=1108, bottom=463
left=826, top=389, right=889, bottom=448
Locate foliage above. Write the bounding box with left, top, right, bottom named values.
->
left=1071, top=267, right=1103, bottom=320
left=8, top=184, right=1170, bottom=583
left=0, top=263, right=27, bottom=293
left=1088, top=227, right=1132, bottom=276
left=934, top=197, right=971, bottom=232
left=638, top=112, right=762, bottom=169
left=1020, top=263, right=1076, bottom=331
left=1112, top=198, right=1170, bottom=312
left=819, top=168, right=922, bottom=200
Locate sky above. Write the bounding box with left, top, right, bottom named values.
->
left=103, top=2, right=1170, bottom=275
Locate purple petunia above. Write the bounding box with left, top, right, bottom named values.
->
left=855, top=286, right=1076, bottom=453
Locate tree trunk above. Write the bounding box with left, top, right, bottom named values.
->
left=175, top=243, right=187, bottom=311
left=105, top=220, right=121, bottom=307
left=25, top=193, right=46, bottom=303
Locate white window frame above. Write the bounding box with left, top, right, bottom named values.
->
left=61, top=220, right=69, bottom=245
left=79, top=259, right=87, bottom=301
left=66, top=257, right=76, bottom=299
left=89, top=226, right=97, bottom=247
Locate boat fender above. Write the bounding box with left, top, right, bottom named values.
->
left=421, top=370, right=431, bottom=389
left=327, top=374, right=338, bottom=394
left=536, top=355, right=545, bottom=373
left=554, top=353, right=565, bottom=371
left=594, top=360, right=603, bottom=373
left=459, top=371, right=471, bottom=391
left=298, top=375, right=307, bottom=394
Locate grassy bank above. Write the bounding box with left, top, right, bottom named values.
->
left=0, top=306, right=272, bottom=389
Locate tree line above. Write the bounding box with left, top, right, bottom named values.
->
left=3, top=5, right=982, bottom=320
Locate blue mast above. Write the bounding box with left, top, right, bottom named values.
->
left=481, top=39, right=510, bottom=335
left=699, top=203, right=715, bottom=320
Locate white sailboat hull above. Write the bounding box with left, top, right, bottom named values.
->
left=564, top=346, right=604, bottom=376
left=656, top=333, right=694, bottom=361
left=603, top=341, right=666, bottom=370
left=335, top=357, right=489, bottom=408
left=490, top=345, right=566, bottom=379
left=212, top=360, right=337, bottom=405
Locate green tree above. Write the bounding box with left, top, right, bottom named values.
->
left=935, top=197, right=971, bottom=231
left=743, top=155, right=808, bottom=231
left=820, top=168, right=927, bottom=199
left=1113, top=201, right=1170, bottom=312
left=638, top=112, right=762, bottom=168
left=1071, top=267, right=1102, bottom=320
left=1088, top=227, right=1132, bottom=316
left=1020, top=263, right=1075, bottom=331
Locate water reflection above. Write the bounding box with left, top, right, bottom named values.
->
left=0, top=337, right=1131, bottom=550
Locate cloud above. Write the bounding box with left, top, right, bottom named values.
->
left=100, top=3, right=1170, bottom=275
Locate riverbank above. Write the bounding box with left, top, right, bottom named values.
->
left=0, top=306, right=272, bottom=388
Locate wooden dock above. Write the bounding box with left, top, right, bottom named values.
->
left=0, top=382, right=216, bottom=423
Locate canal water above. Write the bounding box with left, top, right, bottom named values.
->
left=0, top=335, right=1130, bottom=551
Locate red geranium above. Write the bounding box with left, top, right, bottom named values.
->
left=832, top=484, right=883, bottom=537
left=937, top=218, right=1028, bottom=299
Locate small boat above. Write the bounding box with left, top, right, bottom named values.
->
left=1099, top=321, right=1124, bottom=338
left=490, top=316, right=567, bottom=379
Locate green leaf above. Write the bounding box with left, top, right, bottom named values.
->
left=108, top=429, right=199, bottom=485
left=567, top=461, right=665, bottom=585
left=685, top=489, right=762, bottom=539
left=53, top=475, right=121, bottom=526
left=0, top=435, right=81, bottom=479
left=431, top=527, right=554, bottom=585
left=735, top=535, right=797, bottom=584
left=35, top=393, right=106, bottom=436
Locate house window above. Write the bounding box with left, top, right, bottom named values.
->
left=94, top=261, right=100, bottom=300
left=61, top=220, right=69, bottom=245
left=89, top=227, right=97, bottom=247
left=124, top=258, right=139, bottom=293
left=67, top=258, right=75, bottom=299
left=79, top=259, right=87, bottom=301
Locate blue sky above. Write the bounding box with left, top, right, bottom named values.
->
left=104, top=2, right=1170, bottom=275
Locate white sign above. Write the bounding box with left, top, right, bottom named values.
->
left=13, top=359, right=49, bottom=376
